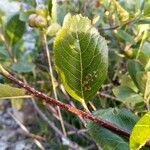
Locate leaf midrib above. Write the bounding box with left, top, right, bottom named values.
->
left=75, top=31, right=84, bottom=102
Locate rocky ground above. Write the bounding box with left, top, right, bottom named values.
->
left=0, top=100, right=46, bottom=150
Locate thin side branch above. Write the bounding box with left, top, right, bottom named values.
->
left=43, top=33, right=67, bottom=136
left=0, top=65, right=130, bottom=137
left=98, top=14, right=141, bottom=32
left=9, top=112, right=45, bottom=150
left=32, top=98, right=84, bottom=150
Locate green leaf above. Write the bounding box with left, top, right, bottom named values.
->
left=142, top=42, right=150, bottom=56
left=137, top=18, right=150, bottom=24
left=54, top=14, right=108, bottom=103
left=121, top=74, right=138, bottom=92
left=4, top=13, right=26, bottom=48
left=138, top=52, right=150, bottom=70
left=130, top=112, right=150, bottom=150
left=87, top=108, right=139, bottom=150
left=144, top=2, right=150, bottom=16
left=139, top=0, right=145, bottom=12
left=112, top=0, right=129, bottom=22
left=136, top=71, right=150, bottom=99
left=0, top=46, right=9, bottom=62
left=11, top=62, right=35, bottom=73
left=113, top=86, right=144, bottom=106
left=51, top=0, right=66, bottom=25
left=51, top=0, right=56, bottom=22
left=0, top=83, right=30, bottom=110
left=0, top=84, right=26, bottom=99
left=0, top=8, right=4, bottom=27
left=127, top=60, right=144, bottom=89
left=117, top=30, right=135, bottom=44
left=88, top=125, right=129, bottom=150
left=46, top=0, right=52, bottom=16
left=19, top=9, right=35, bottom=22
left=138, top=42, right=150, bottom=71
left=11, top=98, right=23, bottom=110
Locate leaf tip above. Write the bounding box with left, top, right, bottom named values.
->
left=0, top=65, right=9, bottom=76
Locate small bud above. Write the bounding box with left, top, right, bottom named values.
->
left=35, top=15, right=47, bottom=28
left=124, top=49, right=134, bottom=59
left=28, top=14, right=37, bottom=27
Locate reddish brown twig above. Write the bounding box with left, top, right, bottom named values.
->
left=0, top=67, right=130, bottom=137
left=1, top=67, right=150, bottom=147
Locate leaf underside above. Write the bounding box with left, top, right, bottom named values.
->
left=0, top=84, right=26, bottom=98
left=54, top=14, right=108, bottom=103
